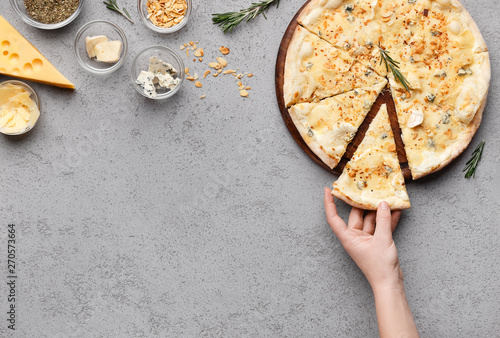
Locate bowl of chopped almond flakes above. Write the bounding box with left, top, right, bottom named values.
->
left=137, top=0, right=191, bottom=34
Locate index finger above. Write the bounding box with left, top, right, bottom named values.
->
left=324, top=187, right=347, bottom=240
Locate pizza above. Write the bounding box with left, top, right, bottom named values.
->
left=332, top=104, right=411, bottom=210
left=282, top=0, right=490, bottom=208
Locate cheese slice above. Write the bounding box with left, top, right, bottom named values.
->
left=332, top=104, right=410, bottom=210
left=0, top=16, right=74, bottom=89
left=288, top=79, right=387, bottom=169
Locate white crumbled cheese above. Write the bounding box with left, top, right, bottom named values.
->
left=407, top=109, right=424, bottom=128
left=155, top=72, right=180, bottom=90
left=136, top=71, right=157, bottom=98
left=149, top=57, right=177, bottom=75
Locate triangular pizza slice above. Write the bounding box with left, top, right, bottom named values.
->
left=332, top=104, right=410, bottom=210
left=288, top=79, right=387, bottom=169
left=284, top=25, right=385, bottom=106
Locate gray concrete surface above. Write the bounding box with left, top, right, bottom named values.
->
left=0, top=1, right=499, bottom=337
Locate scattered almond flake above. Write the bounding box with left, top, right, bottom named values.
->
left=195, top=81, right=202, bottom=88
left=193, top=73, right=199, bottom=80
left=194, top=48, right=204, bottom=57
left=203, top=70, right=211, bottom=78
left=237, top=81, right=242, bottom=86
left=198, top=58, right=203, bottom=62
left=247, top=73, right=253, bottom=77
left=217, top=57, right=228, bottom=67
left=217, top=69, right=222, bottom=74
left=189, top=41, right=194, bottom=45
left=219, top=46, right=230, bottom=55
left=185, top=67, right=189, bottom=73
left=200, top=95, right=206, bottom=99
left=223, top=69, right=236, bottom=74
left=193, top=59, right=196, bottom=62
left=208, top=62, right=221, bottom=69
left=237, top=74, right=244, bottom=79
left=245, top=87, right=252, bottom=90
left=193, top=44, right=197, bottom=49
left=184, top=43, right=187, bottom=47
left=186, top=49, right=189, bottom=57
left=213, top=73, right=218, bottom=77
left=180, top=45, right=185, bottom=50
left=239, top=85, right=245, bottom=90
left=195, top=41, right=199, bottom=44
left=240, top=90, right=249, bottom=97
left=186, top=76, right=195, bottom=81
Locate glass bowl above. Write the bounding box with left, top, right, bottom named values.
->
left=131, top=45, right=185, bottom=100
left=10, top=0, right=84, bottom=30
left=73, top=20, right=128, bottom=75
left=137, top=0, right=191, bottom=34
left=0, top=80, right=41, bottom=135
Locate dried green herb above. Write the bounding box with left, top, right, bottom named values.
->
left=24, top=0, right=80, bottom=24
left=212, top=0, right=280, bottom=34
left=463, top=141, right=485, bottom=179
left=103, top=0, right=134, bottom=24
left=379, top=46, right=411, bottom=93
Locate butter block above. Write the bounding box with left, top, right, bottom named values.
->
left=94, top=41, right=122, bottom=63
left=0, top=15, right=74, bottom=89
left=85, top=35, right=108, bottom=58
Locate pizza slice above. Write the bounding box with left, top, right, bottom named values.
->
left=388, top=50, right=490, bottom=179
left=288, top=79, right=387, bottom=169
left=297, top=0, right=388, bottom=76
left=332, top=104, right=410, bottom=210
left=284, top=26, right=385, bottom=106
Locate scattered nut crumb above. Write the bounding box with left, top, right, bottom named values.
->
left=180, top=45, right=185, bottom=50
left=193, top=73, right=199, bottom=80
left=237, top=81, right=242, bottom=86
left=189, top=41, right=194, bottom=45
left=217, top=57, right=228, bottom=67
left=200, top=95, right=206, bottom=99
left=193, top=44, right=197, bottom=50
left=203, top=70, right=211, bottom=78
left=223, top=69, right=236, bottom=74
left=195, top=81, right=202, bottom=88
left=245, top=87, right=251, bottom=90
left=239, top=85, right=245, bottom=90
left=240, top=90, right=249, bottom=97
left=247, top=73, right=253, bottom=77
left=185, top=67, right=189, bottom=74
left=186, top=76, right=195, bottom=81
left=194, top=48, right=204, bottom=57
left=193, top=59, right=196, bottom=62
left=219, top=46, right=230, bottom=55
left=208, top=62, right=221, bottom=69
left=213, top=73, right=218, bottom=77
left=184, top=43, right=187, bottom=47
left=198, top=58, right=203, bottom=62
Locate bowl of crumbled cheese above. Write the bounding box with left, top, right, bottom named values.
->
left=131, top=45, right=185, bottom=100
left=0, top=80, right=40, bottom=135
left=137, top=0, right=191, bottom=33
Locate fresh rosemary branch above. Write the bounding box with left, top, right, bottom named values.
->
left=212, top=0, right=280, bottom=34
left=103, top=0, right=134, bottom=24
left=463, top=141, right=485, bottom=179
left=379, top=47, right=411, bottom=92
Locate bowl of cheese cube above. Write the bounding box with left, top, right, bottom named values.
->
left=131, top=46, right=185, bottom=100
left=73, top=20, right=128, bottom=75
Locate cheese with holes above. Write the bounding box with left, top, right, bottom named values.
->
left=0, top=16, right=74, bottom=89
left=0, top=83, right=40, bottom=134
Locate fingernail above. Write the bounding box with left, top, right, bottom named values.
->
left=380, top=201, right=389, bottom=210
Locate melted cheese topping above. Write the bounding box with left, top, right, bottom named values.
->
left=284, top=26, right=385, bottom=106
left=333, top=104, right=410, bottom=209
left=289, top=80, right=387, bottom=168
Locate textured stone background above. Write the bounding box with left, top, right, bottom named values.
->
left=0, top=0, right=499, bottom=337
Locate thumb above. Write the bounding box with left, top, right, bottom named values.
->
left=374, top=201, right=393, bottom=240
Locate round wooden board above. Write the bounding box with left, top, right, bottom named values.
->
left=275, top=0, right=412, bottom=181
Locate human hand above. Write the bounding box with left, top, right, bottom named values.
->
left=324, top=188, right=403, bottom=290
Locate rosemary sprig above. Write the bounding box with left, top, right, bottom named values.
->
left=463, top=141, right=485, bottom=178
left=379, top=46, right=411, bottom=92
left=103, top=0, right=134, bottom=24
left=212, top=0, right=280, bottom=34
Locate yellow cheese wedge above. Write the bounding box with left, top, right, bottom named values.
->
left=0, top=16, right=74, bottom=89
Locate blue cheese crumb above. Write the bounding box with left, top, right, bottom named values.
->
left=149, top=57, right=177, bottom=75
left=136, top=71, right=157, bottom=98
left=136, top=57, right=181, bottom=98
left=155, top=72, right=180, bottom=90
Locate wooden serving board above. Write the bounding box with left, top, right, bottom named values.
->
left=275, top=0, right=412, bottom=180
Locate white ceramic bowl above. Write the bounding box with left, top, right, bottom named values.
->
left=10, top=0, right=84, bottom=30
left=131, top=45, right=185, bottom=100
left=137, top=0, right=191, bottom=33
left=74, top=20, right=128, bottom=75
left=0, top=80, right=40, bottom=135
